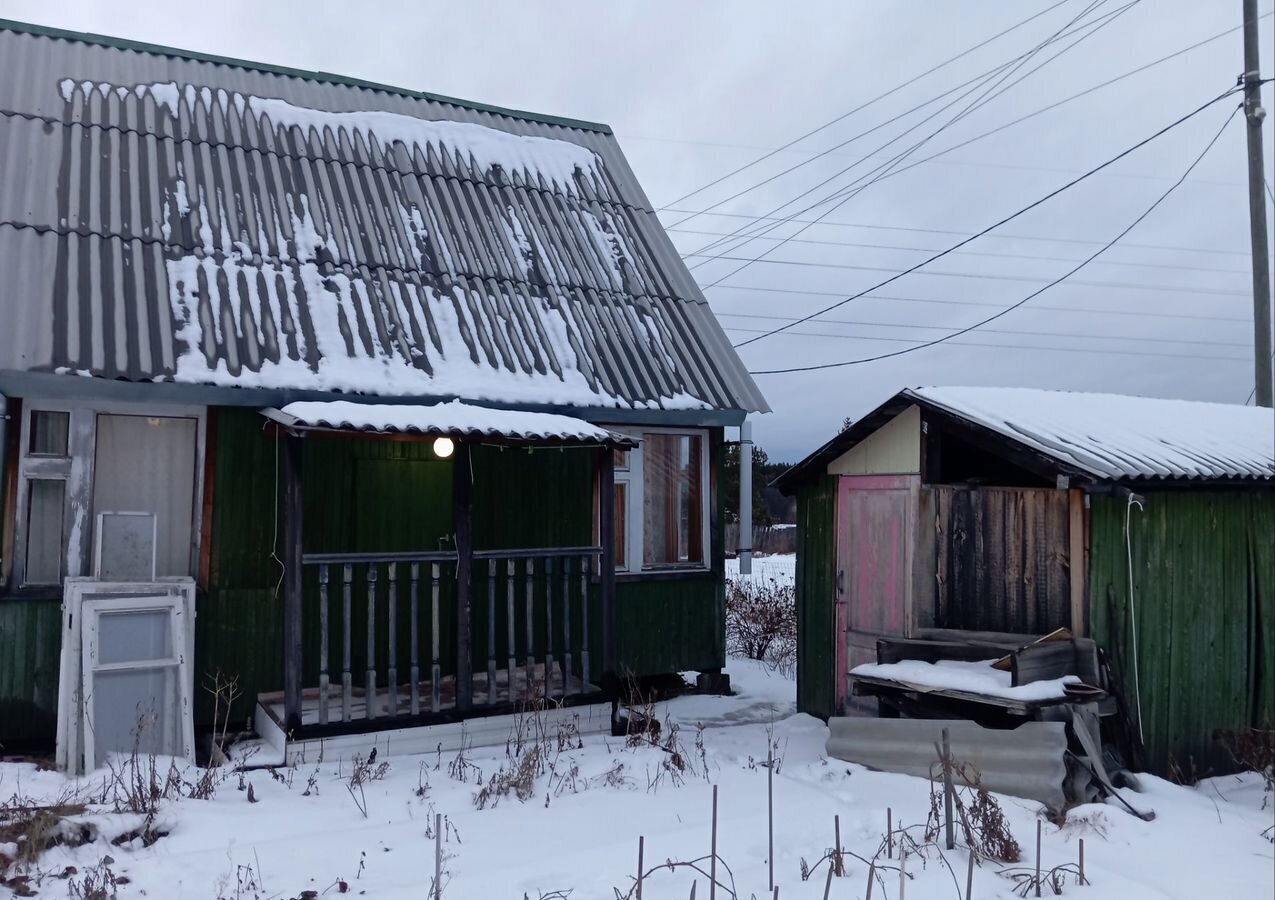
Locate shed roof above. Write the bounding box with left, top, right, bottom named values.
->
left=0, top=19, right=767, bottom=419
left=777, top=386, right=1275, bottom=491
left=263, top=400, right=635, bottom=447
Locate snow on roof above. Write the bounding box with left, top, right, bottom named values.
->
left=265, top=400, right=635, bottom=446
left=0, top=24, right=767, bottom=416
left=909, top=386, right=1274, bottom=482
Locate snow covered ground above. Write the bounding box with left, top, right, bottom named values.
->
left=1, top=554, right=1269, bottom=898
left=3, top=658, right=1271, bottom=899
left=725, top=552, right=796, bottom=589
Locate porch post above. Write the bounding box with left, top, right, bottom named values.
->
left=598, top=446, right=617, bottom=684
left=281, top=431, right=305, bottom=733
left=453, top=440, right=474, bottom=711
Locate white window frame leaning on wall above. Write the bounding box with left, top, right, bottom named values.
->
left=609, top=427, right=710, bottom=574
left=8, top=399, right=207, bottom=590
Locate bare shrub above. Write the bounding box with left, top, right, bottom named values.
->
left=66, top=855, right=123, bottom=900
left=925, top=759, right=1022, bottom=863
left=725, top=576, right=796, bottom=675
left=345, top=750, right=390, bottom=819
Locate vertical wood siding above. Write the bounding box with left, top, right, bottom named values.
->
left=0, top=411, right=728, bottom=744
left=1090, top=491, right=1275, bottom=775
left=929, top=486, right=1072, bottom=634
left=795, top=476, right=836, bottom=719
left=0, top=596, right=61, bottom=745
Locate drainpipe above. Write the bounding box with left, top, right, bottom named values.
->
left=738, top=420, right=752, bottom=575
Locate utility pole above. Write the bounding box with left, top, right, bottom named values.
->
left=1243, top=0, right=1272, bottom=407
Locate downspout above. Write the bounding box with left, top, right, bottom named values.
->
left=738, top=420, right=752, bottom=575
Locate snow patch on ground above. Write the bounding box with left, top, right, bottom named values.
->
left=725, top=552, right=795, bottom=589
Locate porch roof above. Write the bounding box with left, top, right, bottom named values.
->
left=262, top=399, right=637, bottom=447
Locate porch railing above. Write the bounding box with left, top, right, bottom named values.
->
left=299, top=547, right=603, bottom=728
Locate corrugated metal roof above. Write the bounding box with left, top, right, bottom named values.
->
left=263, top=399, right=636, bottom=446
left=908, top=386, right=1274, bottom=482
left=0, top=20, right=767, bottom=416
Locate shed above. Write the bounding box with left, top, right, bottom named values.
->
left=0, top=18, right=767, bottom=766
left=777, top=386, right=1274, bottom=774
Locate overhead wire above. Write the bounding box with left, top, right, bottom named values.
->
left=707, top=287, right=1251, bottom=322
left=692, top=0, right=1135, bottom=288
left=672, top=228, right=1250, bottom=275
left=660, top=0, right=1079, bottom=221
left=663, top=207, right=1253, bottom=257
left=683, top=0, right=1130, bottom=270
left=746, top=97, right=1244, bottom=372
left=686, top=10, right=1272, bottom=272
left=735, top=87, right=1240, bottom=352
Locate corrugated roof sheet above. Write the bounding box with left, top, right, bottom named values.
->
left=0, top=20, right=767, bottom=415
left=263, top=399, right=635, bottom=446
left=908, top=386, right=1274, bottom=482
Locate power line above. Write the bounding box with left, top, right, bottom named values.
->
left=695, top=0, right=1136, bottom=287
left=685, top=1, right=1131, bottom=270
left=708, top=284, right=1254, bottom=322
left=697, top=255, right=1249, bottom=297
left=724, top=326, right=1248, bottom=363
left=706, top=283, right=1251, bottom=321
left=662, top=207, right=1252, bottom=257
left=715, top=310, right=1250, bottom=347
left=686, top=11, right=1271, bottom=270
left=734, top=87, right=1241, bottom=351
left=657, top=0, right=1078, bottom=214
left=748, top=99, right=1243, bottom=373
left=670, top=227, right=1249, bottom=275
left=625, top=133, right=1247, bottom=189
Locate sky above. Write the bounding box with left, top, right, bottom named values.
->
left=0, top=0, right=1271, bottom=461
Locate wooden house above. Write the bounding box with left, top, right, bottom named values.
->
left=0, top=19, right=767, bottom=766
left=776, top=386, right=1274, bottom=773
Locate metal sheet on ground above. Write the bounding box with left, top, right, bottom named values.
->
left=826, top=716, right=1069, bottom=812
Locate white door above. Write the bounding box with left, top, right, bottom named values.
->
left=80, top=593, right=194, bottom=770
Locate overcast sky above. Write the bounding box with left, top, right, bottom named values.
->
left=1, top=0, right=1271, bottom=460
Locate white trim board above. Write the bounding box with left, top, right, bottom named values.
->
left=256, top=701, right=614, bottom=767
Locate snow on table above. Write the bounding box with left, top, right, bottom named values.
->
left=851, top=657, right=1079, bottom=702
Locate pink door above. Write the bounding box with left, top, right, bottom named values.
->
left=835, top=475, right=917, bottom=713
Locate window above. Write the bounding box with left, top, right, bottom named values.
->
left=13, top=403, right=74, bottom=587
left=643, top=433, right=703, bottom=566
left=609, top=429, right=709, bottom=572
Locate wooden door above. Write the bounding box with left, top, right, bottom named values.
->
left=835, top=475, right=917, bottom=712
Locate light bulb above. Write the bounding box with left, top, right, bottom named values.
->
left=433, top=436, right=455, bottom=459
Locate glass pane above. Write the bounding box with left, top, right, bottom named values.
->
left=90, top=666, right=180, bottom=768
left=24, top=479, right=66, bottom=584
left=613, top=448, right=630, bottom=471
left=98, top=609, right=173, bottom=664
left=642, top=433, right=703, bottom=566
left=614, top=483, right=627, bottom=569
left=28, top=410, right=69, bottom=456
left=93, top=414, right=198, bottom=577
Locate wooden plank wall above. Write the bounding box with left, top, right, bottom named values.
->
left=929, top=486, right=1072, bottom=634
left=795, top=476, right=837, bottom=719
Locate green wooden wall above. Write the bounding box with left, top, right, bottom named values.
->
left=0, top=407, right=728, bottom=745
left=0, top=596, right=61, bottom=746
left=795, top=476, right=837, bottom=719
left=1090, top=490, right=1275, bottom=775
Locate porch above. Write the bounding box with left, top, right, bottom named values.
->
left=262, top=401, right=629, bottom=746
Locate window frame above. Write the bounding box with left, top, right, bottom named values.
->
left=8, top=399, right=207, bottom=592
left=608, top=426, right=711, bottom=575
